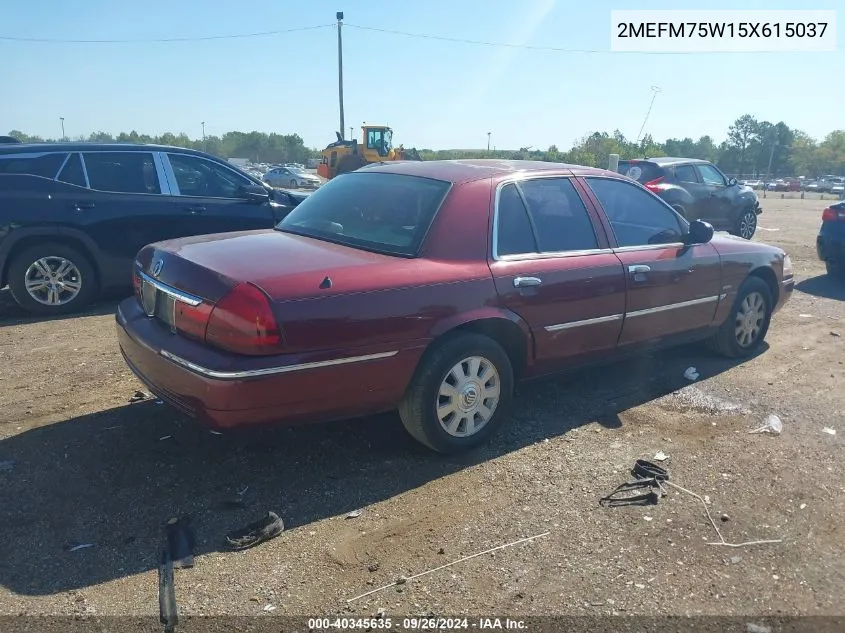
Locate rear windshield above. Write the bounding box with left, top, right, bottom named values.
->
left=277, top=172, right=451, bottom=257
left=617, top=160, right=663, bottom=183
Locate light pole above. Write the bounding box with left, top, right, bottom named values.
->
left=487, top=132, right=492, bottom=153
left=201, top=121, right=206, bottom=152
left=349, top=126, right=353, bottom=141
left=59, top=117, right=65, bottom=141
left=337, top=11, right=345, bottom=140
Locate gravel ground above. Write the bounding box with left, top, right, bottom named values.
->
left=0, top=196, right=843, bottom=621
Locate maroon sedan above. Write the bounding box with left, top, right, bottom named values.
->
left=117, top=160, right=794, bottom=453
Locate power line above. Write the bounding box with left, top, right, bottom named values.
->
left=0, top=23, right=333, bottom=43
left=344, top=23, right=705, bottom=55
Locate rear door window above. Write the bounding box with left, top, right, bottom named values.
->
left=673, top=164, right=698, bottom=183
left=617, top=160, right=663, bottom=183
left=519, top=178, right=598, bottom=252
left=0, top=152, right=67, bottom=178
left=83, top=152, right=161, bottom=194
left=496, top=184, right=538, bottom=256
left=57, top=153, right=87, bottom=187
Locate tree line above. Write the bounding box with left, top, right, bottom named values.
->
left=8, top=114, right=844, bottom=177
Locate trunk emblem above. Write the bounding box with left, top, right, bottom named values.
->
left=152, top=259, right=164, bottom=277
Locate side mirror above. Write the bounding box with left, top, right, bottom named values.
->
left=685, top=219, right=714, bottom=245
left=728, top=177, right=738, bottom=186
left=239, top=184, right=270, bottom=203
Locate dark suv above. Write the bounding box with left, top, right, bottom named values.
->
left=617, top=157, right=762, bottom=240
left=0, top=143, right=308, bottom=315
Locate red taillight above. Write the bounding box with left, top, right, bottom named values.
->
left=644, top=176, right=670, bottom=193
left=822, top=207, right=844, bottom=222
left=205, top=283, right=281, bottom=355
left=133, top=270, right=142, bottom=301
left=174, top=301, right=213, bottom=341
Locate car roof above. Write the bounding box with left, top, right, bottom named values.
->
left=358, top=159, right=621, bottom=184
left=0, top=142, right=218, bottom=158
left=623, top=157, right=712, bottom=167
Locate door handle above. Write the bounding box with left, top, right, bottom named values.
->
left=184, top=205, right=206, bottom=214
left=627, top=265, right=651, bottom=274
left=71, top=201, right=95, bottom=210
left=513, top=276, right=542, bottom=288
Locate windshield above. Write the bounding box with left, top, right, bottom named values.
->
left=277, top=172, right=451, bottom=257
left=287, top=166, right=305, bottom=174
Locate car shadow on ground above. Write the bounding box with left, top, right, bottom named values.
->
left=0, top=288, right=125, bottom=325
left=0, top=342, right=760, bottom=595
left=795, top=275, right=845, bottom=301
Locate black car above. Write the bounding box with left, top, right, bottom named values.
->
left=617, top=157, right=762, bottom=240
left=818, top=201, right=845, bottom=278
left=0, top=143, right=308, bottom=315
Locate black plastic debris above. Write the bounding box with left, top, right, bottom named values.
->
left=225, top=511, right=284, bottom=551
left=158, top=548, right=178, bottom=633
left=599, top=460, right=670, bottom=507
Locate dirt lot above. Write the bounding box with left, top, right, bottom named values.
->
left=0, top=196, right=843, bottom=621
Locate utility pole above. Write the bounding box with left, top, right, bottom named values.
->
left=337, top=11, right=345, bottom=140
left=487, top=132, right=491, bottom=152
left=635, top=85, right=661, bottom=146
left=201, top=121, right=206, bottom=152
left=349, top=126, right=353, bottom=141
left=59, top=117, right=65, bottom=141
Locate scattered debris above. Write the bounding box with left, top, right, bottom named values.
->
left=226, top=511, right=284, bottom=551
left=0, top=460, right=14, bottom=472
left=346, top=531, right=550, bottom=602
left=730, top=556, right=743, bottom=564
left=209, top=430, right=223, bottom=436
left=376, top=608, right=386, bottom=619
left=748, top=414, right=783, bottom=435
left=822, top=427, right=837, bottom=436
left=129, top=390, right=148, bottom=402
left=643, top=516, right=653, bottom=522
left=683, top=367, right=699, bottom=381
left=346, top=509, right=362, bottom=519
left=159, top=435, right=172, bottom=441
left=237, top=486, right=249, bottom=497
left=798, top=314, right=813, bottom=318
left=437, top=547, right=445, bottom=555
left=747, top=623, right=772, bottom=633
left=653, top=451, right=668, bottom=462
left=831, top=331, right=841, bottom=337
left=800, top=503, right=807, bottom=510
left=66, top=543, right=94, bottom=552
left=368, top=562, right=380, bottom=572
left=154, top=400, right=164, bottom=405
left=601, top=459, right=781, bottom=548
left=263, top=604, right=276, bottom=612
left=720, top=514, right=730, bottom=522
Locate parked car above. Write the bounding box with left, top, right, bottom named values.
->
left=0, top=143, right=309, bottom=315
left=782, top=178, right=801, bottom=192
left=805, top=180, right=821, bottom=193
left=617, top=158, right=762, bottom=239
left=263, top=166, right=321, bottom=189
left=829, top=178, right=845, bottom=196
left=818, top=201, right=845, bottom=278
left=117, top=160, right=793, bottom=453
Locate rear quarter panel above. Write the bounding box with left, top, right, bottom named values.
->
left=710, top=237, right=787, bottom=322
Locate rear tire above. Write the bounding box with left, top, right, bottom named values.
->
left=398, top=333, right=514, bottom=454
left=289, top=179, right=297, bottom=188
left=706, top=276, right=772, bottom=358
left=8, top=243, right=98, bottom=316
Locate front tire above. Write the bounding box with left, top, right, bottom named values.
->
left=399, top=334, right=514, bottom=454
left=706, top=277, right=772, bottom=358
left=732, top=208, right=758, bottom=240
left=8, top=243, right=98, bottom=316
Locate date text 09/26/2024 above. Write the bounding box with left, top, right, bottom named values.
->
left=610, top=10, right=837, bottom=52
left=307, top=617, right=527, bottom=630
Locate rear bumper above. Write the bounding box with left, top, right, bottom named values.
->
left=817, top=233, right=845, bottom=263
left=115, top=298, right=422, bottom=429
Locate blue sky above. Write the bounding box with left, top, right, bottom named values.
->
left=1, top=0, right=842, bottom=150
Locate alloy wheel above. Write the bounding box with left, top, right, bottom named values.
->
left=734, top=291, right=766, bottom=348
left=436, top=356, right=501, bottom=437
left=739, top=211, right=757, bottom=239
left=23, top=256, right=83, bottom=306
